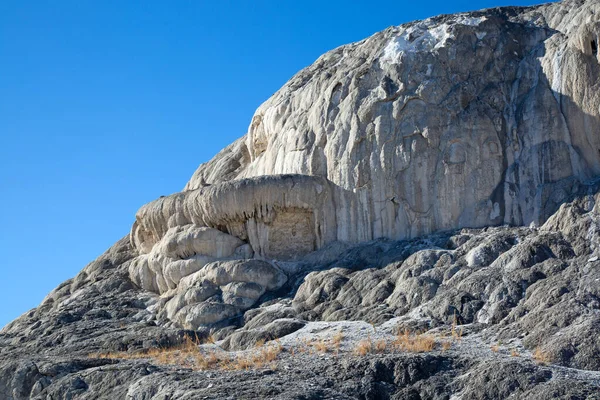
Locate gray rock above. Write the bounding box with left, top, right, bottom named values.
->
left=223, top=318, right=306, bottom=350
left=5, top=1, right=600, bottom=399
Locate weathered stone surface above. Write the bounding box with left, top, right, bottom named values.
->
left=115, top=2, right=600, bottom=342
left=179, top=0, right=600, bottom=246
left=3, top=183, right=600, bottom=397
left=222, top=318, right=306, bottom=350
left=117, top=0, right=600, bottom=339
left=6, top=1, right=600, bottom=398
left=154, top=259, right=289, bottom=329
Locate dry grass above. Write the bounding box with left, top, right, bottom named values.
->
left=261, top=340, right=283, bottom=362
left=194, top=351, right=223, bottom=370
left=441, top=340, right=452, bottom=352
left=510, top=349, right=520, bottom=357
left=354, top=338, right=373, bottom=356
left=332, top=331, right=344, bottom=347
left=230, top=354, right=254, bottom=370
left=205, top=334, right=216, bottom=344
left=532, top=347, right=553, bottom=365
left=491, top=344, right=500, bottom=353
left=296, top=337, right=339, bottom=354
left=297, top=338, right=313, bottom=354
left=451, top=314, right=463, bottom=341
left=393, top=329, right=436, bottom=353
left=374, top=339, right=388, bottom=353
left=89, top=335, right=284, bottom=372
left=213, top=341, right=283, bottom=371
left=90, top=321, right=470, bottom=371
left=350, top=329, right=439, bottom=357
left=312, top=339, right=330, bottom=353
left=89, top=334, right=202, bottom=364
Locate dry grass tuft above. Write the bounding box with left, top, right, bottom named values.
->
left=532, top=347, right=553, bottom=365
left=393, top=329, right=436, bottom=353
left=298, top=338, right=313, bottom=354
left=204, top=334, right=216, bottom=345
left=451, top=314, right=463, bottom=341
left=332, top=331, right=344, bottom=347
left=231, top=354, right=253, bottom=370
left=510, top=349, right=520, bottom=357
left=194, top=351, right=223, bottom=370
left=260, top=340, right=283, bottom=362
left=354, top=338, right=373, bottom=356
left=441, top=340, right=452, bottom=352
left=312, top=339, right=330, bottom=353
left=491, top=344, right=500, bottom=353
left=374, top=339, right=387, bottom=353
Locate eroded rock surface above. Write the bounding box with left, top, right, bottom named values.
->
left=4, top=180, right=600, bottom=398
left=117, top=0, right=600, bottom=332
left=4, top=0, right=600, bottom=399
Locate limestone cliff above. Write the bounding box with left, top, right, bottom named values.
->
left=180, top=0, right=600, bottom=242
left=136, top=0, right=600, bottom=259
left=128, top=0, right=600, bottom=330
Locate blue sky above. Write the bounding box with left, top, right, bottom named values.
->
left=0, top=0, right=547, bottom=328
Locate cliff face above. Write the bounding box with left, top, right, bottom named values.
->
left=182, top=0, right=600, bottom=239
left=134, top=0, right=600, bottom=262
left=127, top=0, right=600, bottom=330
left=4, top=1, right=600, bottom=399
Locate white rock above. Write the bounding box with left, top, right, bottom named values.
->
left=126, top=0, right=600, bottom=330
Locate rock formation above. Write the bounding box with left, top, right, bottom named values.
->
left=3, top=0, right=600, bottom=399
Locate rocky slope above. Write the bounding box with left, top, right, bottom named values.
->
left=3, top=0, right=600, bottom=399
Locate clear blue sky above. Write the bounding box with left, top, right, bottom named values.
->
left=0, top=0, right=547, bottom=328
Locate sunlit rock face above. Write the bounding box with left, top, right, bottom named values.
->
left=127, top=0, right=600, bottom=329
left=8, top=4, right=600, bottom=398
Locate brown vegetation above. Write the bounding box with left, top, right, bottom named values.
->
left=532, top=347, right=553, bottom=365
left=441, top=340, right=452, bottom=352
left=89, top=323, right=469, bottom=372
left=89, top=335, right=284, bottom=371
left=393, top=329, right=436, bottom=353
left=451, top=314, right=463, bottom=341
left=354, top=338, right=373, bottom=356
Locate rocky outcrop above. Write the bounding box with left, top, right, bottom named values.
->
left=119, top=0, right=600, bottom=330
left=4, top=1, right=600, bottom=399
left=128, top=174, right=336, bottom=328
left=4, top=179, right=600, bottom=398
left=183, top=0, right=600, bottom=241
